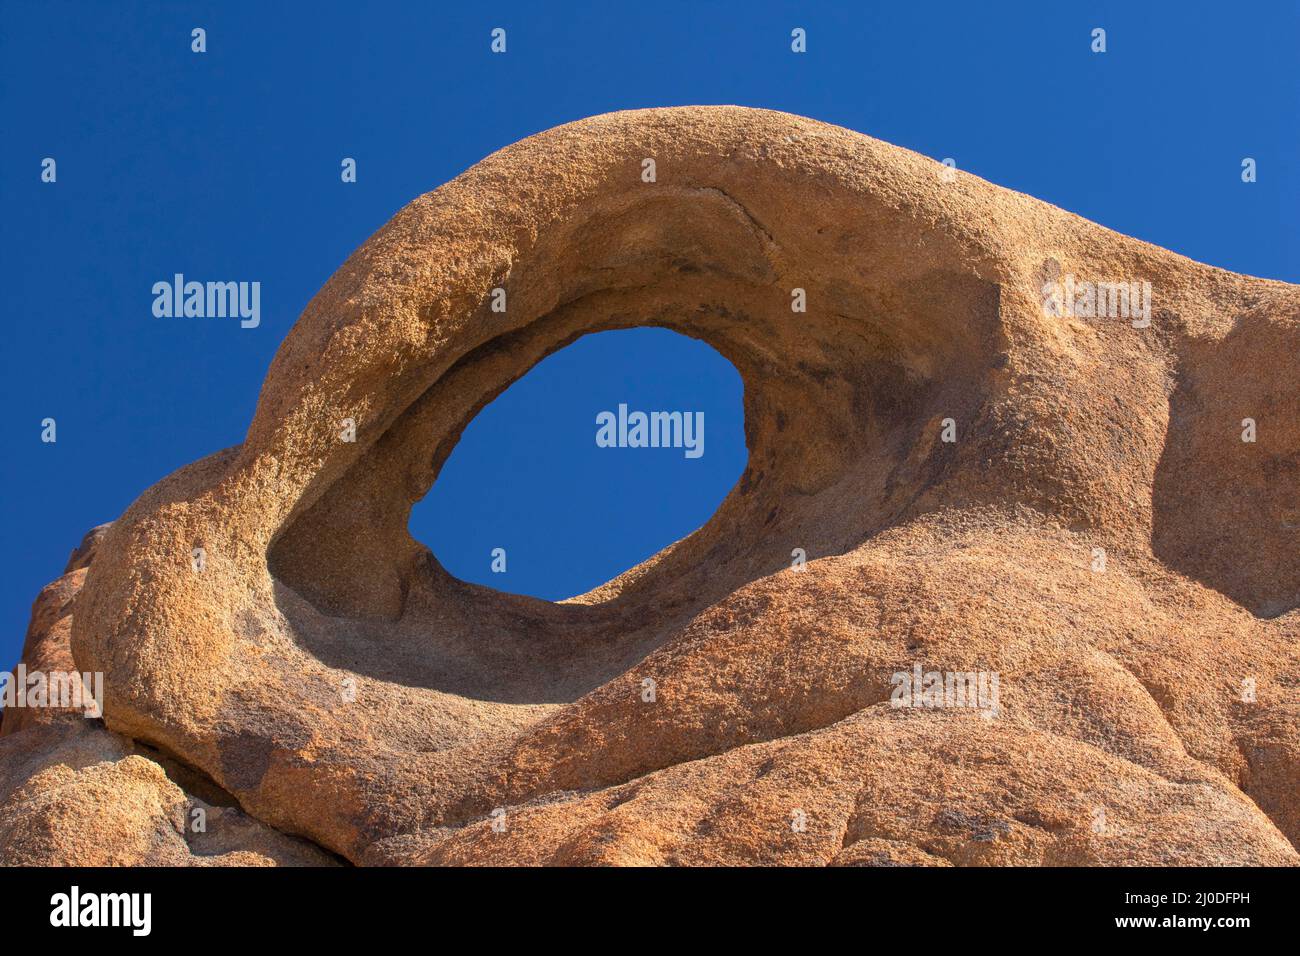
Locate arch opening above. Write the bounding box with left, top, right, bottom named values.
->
left=408, top=327, right=748, bottom=602
left=262, top=180, right=1004, bottom=702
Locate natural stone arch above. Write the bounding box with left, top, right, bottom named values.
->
left=67, top=108, right=1300, bottom=863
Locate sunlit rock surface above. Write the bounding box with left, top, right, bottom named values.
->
left=3, top=108, right=1297, bottom=865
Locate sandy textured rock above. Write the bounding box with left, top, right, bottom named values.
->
left=0, top=527, right=337, bottom=865
left=0, top=524, right=110, bottom=738
left=0, top=720, right=339, bottom=866
left=4, top=107, right=1297, bottom=865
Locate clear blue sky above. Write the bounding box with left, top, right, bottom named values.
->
left=2, top=1, right=1296, bottom=670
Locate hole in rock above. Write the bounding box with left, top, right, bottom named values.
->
left=409, top=328, right=747, bottom=601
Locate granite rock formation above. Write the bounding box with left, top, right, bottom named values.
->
left=2, top=107, right=1297, bottom=866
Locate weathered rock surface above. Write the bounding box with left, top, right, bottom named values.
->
left=2, top=107, right=1297, bottom=865
left=0, top=529, right=338, bottom=865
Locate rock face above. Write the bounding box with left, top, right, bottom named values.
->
left=3, top=107, right=1297, bottom=866
left=0, top=527, right=337, bottom=865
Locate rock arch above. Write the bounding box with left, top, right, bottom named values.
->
left=65, top=108, right=1300, bottom=864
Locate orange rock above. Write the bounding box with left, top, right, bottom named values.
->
left=2, top=108, right=1295, bottom=865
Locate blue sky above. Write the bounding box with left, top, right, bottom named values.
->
left=1, top=1, right=1296, bottom=669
